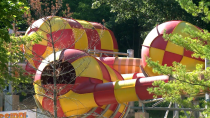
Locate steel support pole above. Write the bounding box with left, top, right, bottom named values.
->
left=205, top=59, right=209, bottom=118
left=192, top=99, right=199, bottom=118
left=164, top=102, right=172, bottom=118
left=127, top=49, right=134, bottom=116
left=130, top=107, right=204, bottom=111
left=173, top=103, right=179, bottom=118
left=127, top=49, right=134, bottom=58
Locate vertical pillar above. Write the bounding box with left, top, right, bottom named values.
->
left=127, top=49, right=134, bottom=117
left=127, top=49, right=134, bottom=58
left=192, top=98, right=199, bottom=118
left=164, top=102, right=172, bottom=118
left=127, top=99, right=135, bottom=117
left=134, top=101, right=149, bottom=118
left=4, top=95, right=19, bottom=111
left=129, top=102, right=135, bottom=113
left=205, top=59, right=209, bottom=117
left=173, top=103, right=179, bottom=118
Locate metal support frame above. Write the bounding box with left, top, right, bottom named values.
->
left=139, top=100, right=145, bottom=112
left=130, top=107, right=205, bottom=111
left=81, top=107, right=97, bottom=118
left=96, top=104, right=111, bottom=118
left=122, top=103, right=131, bottom=118
left=173, top=103, right=179, bottom=118
left=192, top=99, right=200, bottom=118
left=110, top=104, right=121, bottom=118
left=164, top=102, right=172, bottom=118
left=152, top=98, right=164, bottom=107
left=88, top=49, right=132, bottom=57
left=143, top=98, right=164, bottom=104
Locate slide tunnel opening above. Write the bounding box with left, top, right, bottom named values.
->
left=41, top=61, right=76, bottom=85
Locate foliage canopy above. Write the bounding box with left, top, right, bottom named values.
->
left=0, top=0, right=31, bottom=90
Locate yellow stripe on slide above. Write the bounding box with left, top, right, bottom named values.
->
left=172, top=21, right=200, bottom=37
left=114, top=79, right=138, bottom=103
left=149, top=47, right=165, bottom=65
left=35, top=31, right=48, bottom=46
left=73, top=28, right=88, bottom=50
left=118, top=103, right=126, bottom=113
left=104, top=64, right=118, bottom=81
left=96, top=29, right=113, bottom=50
left=41, top=47, right=59, bottom=60
left=71, top=56, right=104, bottom=81
left=76, top=19, right=94, bottom=29
left=59, top=90, right=97, bottom=116
left=103, top=109, right=114, bottom=118
left=34, top=80, right=45, bottom=106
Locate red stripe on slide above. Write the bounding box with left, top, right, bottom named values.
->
left=85, top=28, right=101, bottom=50
left=32, top=54, right=42, bottom=68
left=62, top=49, right=89, bottom=63
left=42, top=96, right=66, bottom=118
left=113, top=69, right=124, bottom=80
left=65, top=18, right=83, bottom=28
left=109, top=104, right=118, bottom=111
left=47, top=29, right=75, bottom=49
left=94, top=82, right=117, bottom=106
left=72, top=77, right=102, bottom=94
left=114, top=112, right=122, bottom=118
left=89, top=22, right=106, bottom=29
left=97, top=57, right=115, bottom=68
left=135, top=76, right=169, bottom=100
left=94, top=107, right=104, bottom=114
left=32, top=44, right=47, bottom=56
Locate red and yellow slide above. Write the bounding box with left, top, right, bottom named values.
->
left=22, top=16, right=204, bottom=118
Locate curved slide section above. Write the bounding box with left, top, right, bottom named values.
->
left=97, top=57, right=142, bottom=74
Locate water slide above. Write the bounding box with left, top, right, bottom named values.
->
left=23, top=16, right=204, bottom=117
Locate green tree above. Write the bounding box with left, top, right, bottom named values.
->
left=0, top=0, right=30, bottom=89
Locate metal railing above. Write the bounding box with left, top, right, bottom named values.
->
left=88, top=48, right=134, bottom=58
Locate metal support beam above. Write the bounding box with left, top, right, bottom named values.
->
left=152, top=99, right=164, bottom=107
left=143, top=98, right=164, bottom=104
left=122, top=103, right=131, bottom=118
left=164, top=102, right=172, bottom=118
left=96, top=104, right=111, bottom=118
left=110, top=104, right=121, bottom=118
left=173, top=103, right=179, bottom=118
left=130, top=107, right=204, bottom=111
left=192, top=99, right=200, bottom=118
left=88, top=49, right=129, bottom=56
left=81, top=107, right=97, bottom=118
